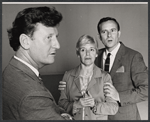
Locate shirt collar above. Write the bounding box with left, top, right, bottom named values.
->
left=14, top=55, right=39, bottom=77
left=104, top=42, right=121, bottom=59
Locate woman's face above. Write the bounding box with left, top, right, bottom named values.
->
left=78, top=43, right=97, bottom=66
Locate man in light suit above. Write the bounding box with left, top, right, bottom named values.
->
left=95, top=17, right=148, bottom=120
left=59, top=17, right=148, bottom=120
left=2, top=6, right=72, bottom=120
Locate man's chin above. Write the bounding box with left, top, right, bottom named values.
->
left=49, top=60, right=55, bottom=64
left=44, top=59, right=55, bottom=65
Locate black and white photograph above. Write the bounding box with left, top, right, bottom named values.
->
left=2, top=2, right=148, bottom=120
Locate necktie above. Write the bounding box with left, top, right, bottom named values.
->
left=38, top=74, right=44, bottom=85
left=104, top=53, right=111, bottom=72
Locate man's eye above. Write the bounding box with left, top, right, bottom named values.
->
left=91, top=48, right=95, bottom=51
left=111, top=28, right=116, bottom=32
left=101, top=30, right=107, bottom=34
left=80, top=49, right=85, bottom=52
left=47, top=36, right=52, bottom=39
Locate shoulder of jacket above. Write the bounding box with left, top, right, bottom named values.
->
left=123, top=44, right=140, bottom=55
left=63, top=67, right=77, bottom=82
left=98, top=48, right=105, bottom=52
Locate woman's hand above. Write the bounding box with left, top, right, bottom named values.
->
left=73, top=91, right=95, bottom=114
left=79, top=97, right=95, bottom=107
left=77, top=91, right=95, bottom=107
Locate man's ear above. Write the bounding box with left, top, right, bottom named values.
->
left=118, top=31, right=121, bottom=38
left=19, top=34, right=30, bottom=50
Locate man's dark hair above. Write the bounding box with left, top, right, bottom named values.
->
left=7, top=6, right=63, bottom=51
left=97, top=17, right=120, bottom=34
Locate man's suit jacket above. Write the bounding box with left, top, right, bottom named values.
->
left=2, top=57, right=65, bottom=120
left=58, top=65, right=118, bottom=120
left=95, top=42, right=148, bottom=120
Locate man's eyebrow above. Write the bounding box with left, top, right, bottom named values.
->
left=111, top=28, right=117, bottom=29
left=48, top=33, right=57, bottom=36
left=101, top=27, right=117, bottom=31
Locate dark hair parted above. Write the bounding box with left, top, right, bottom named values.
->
left=7, top=6, right=63, bottom=51
left=97, top=17, right=120, bottom=34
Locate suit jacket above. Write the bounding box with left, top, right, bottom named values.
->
left=2, top=57, right=66, bottom=120
left=58, top=65, right=118, bottom=120
left=95, top=42, right=148, bottom=120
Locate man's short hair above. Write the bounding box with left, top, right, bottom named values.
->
left=7, top=6, right=63, bottom=51
left=97, top=17, right=120, bottom=34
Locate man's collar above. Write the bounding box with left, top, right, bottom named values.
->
left=14, top=55, right=39, bottom=77
left=105, top=42, right=121, bottom=57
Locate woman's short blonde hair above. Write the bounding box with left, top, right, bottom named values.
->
left=76, top=34, right=98, bottom=55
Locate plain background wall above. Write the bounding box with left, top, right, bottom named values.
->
left=2, top=3, right=148, bottom=75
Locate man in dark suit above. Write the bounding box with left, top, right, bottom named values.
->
left=59, top=17, right=148, bottom=120
left=95, top=17, right=148, bottom=120
left=2, top=6, right=72, bottom=120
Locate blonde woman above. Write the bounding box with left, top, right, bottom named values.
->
left=58, top=34, right=118, bottom=120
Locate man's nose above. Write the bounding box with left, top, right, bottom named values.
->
left=53, top=38, right=60, bottom=49
left=107, top=31, right=112, bottom=37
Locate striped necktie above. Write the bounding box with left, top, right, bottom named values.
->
left=104, top=53, right=111, bottom=72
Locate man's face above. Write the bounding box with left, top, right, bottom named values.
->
left=79, top=43, right=97, bottom=66
left=99, top=20, right=121, bottom=52
left=29, top=23, right=60, bottom=68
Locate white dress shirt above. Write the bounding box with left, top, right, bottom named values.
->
left=14, top=55, right=39, bottom=77
left=103, top=43, right=121, bottom=72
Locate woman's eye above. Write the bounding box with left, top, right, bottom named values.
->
left=91, top=48, right=95, bottom=51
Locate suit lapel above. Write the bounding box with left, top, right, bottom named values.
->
left=74, top=77, right=82, bottom=94
left=87, top=65, right=102, bottom=90
left=71, top=65, right=82, bottom=94
left=110, top=42, right=126, bottom=78
left=110, top=52, right=122, bottom=78
left=87, top=77, right=97, bottom=91
left=71, top=65, right=102, bottom=94
left=95, top=48, right=105, bottom=69
left=10, top=57, right=57, bottom=104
